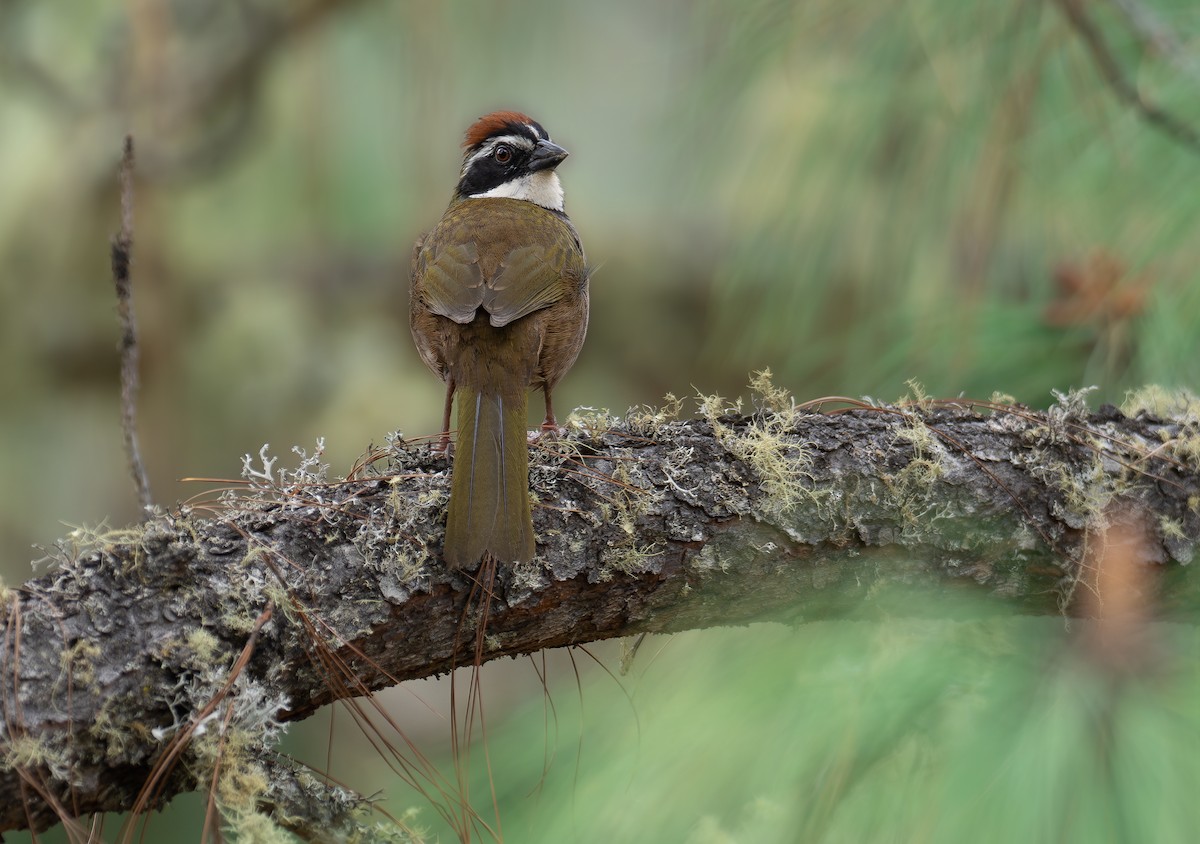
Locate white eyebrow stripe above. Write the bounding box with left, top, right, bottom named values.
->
left=490, top=134, right=536, bottom=150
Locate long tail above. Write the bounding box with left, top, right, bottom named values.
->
left=443, top=385, right=535, bottom=569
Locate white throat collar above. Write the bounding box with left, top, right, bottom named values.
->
left=470, top=170, right=564, bottom=211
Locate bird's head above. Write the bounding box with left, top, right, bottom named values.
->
left=455, top=111, right=569, bottom=211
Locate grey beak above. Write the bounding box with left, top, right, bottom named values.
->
left=527, top=140, right=569, bottom=172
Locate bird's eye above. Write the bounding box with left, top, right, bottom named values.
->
left=493, top=144, right=513, bottom=164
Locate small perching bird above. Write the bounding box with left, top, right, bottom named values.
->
left=409, top=111, right=589, bottom=570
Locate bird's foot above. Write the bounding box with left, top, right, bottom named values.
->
left=534, top=416, right=564, bottom=442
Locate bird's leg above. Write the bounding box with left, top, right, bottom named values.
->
left=538, top=388, right=560, bottom=439
left=435, top=378, right=455, bottom=455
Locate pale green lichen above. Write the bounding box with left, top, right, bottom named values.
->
left=695, top=389, right=742, bottom=424
left=863, top=403, right=951, bottom=535
left=226, top=812, right=293, bottom=844
left=1121, top=385, right=1200, bottom=421
left=240, top=439, right=330, bottom=492
left=749, top=368, right=793, bottom=414
left=1051, top=385, right=1099, bottom=417
left=891, top=416, right=945, bottom=488
left=565, top=406, right=620, bottom=436
left=185, top=628, right=222, bottom=663
left=182, top=675, right=291, bottom=837
left=1, top=735, right=70, bottom=779
left=58, top=638, right=102, bottom=690
left=900, top=378, right=935, bottom=412
left=90, top=699, right=139, bottom=760
left=698, top=372, right=816, bottom=517
left=1159, top=516, right=1188, bottom=541
left=50, top=520, right=151, bottom=575
left=600, top=540, right=666, bottom=579
left=626, top=392, right=684, bottom=437
left=597, top=460, right=665, bottom=577
left=1027, top=449, right=1113, bottom=532
left=352, top=474, right=441, bottom=581
left=1122, top=386, right=1200, bottom=466
left=215, top=752, right=271, bottom=814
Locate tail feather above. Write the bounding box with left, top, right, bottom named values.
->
left=444, top=385, right=534, bottom=569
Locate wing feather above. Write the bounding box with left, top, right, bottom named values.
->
left=484, top=244, right=577, bottom=327
left=417, top=241, right=485, bottom=324
left=414, top=199, right=585, bottom=329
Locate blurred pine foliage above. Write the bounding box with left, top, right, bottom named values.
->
left=689, top=0, right=1200, bottom=402
left=396, top=615, right=1199, bottom=843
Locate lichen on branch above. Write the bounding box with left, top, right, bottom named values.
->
left=1, top=385, right=1198, bottom=837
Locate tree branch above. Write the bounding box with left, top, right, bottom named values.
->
left=1055, top=0, right=1200, bottom=155
left=111, top=134, right=153, bottom=514
left=1, top=396, right=1197, bottom=835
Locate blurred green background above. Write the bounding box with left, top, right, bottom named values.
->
left=1, top=0, right=1197, bottom=841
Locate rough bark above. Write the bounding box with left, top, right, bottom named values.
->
left=1, top=399, right=1197, bottom=837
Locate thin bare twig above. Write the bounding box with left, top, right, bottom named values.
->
left=110, top=135, right=154, bottom=513
left=1108, top=0, right=1200, bottom=85
left=1055, top=0, right=1200, bottom=155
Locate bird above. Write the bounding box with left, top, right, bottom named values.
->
left=410, top=111, right=589, bottom=570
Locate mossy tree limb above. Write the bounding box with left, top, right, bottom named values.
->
left=1, top=400, right=1198, bottom=837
